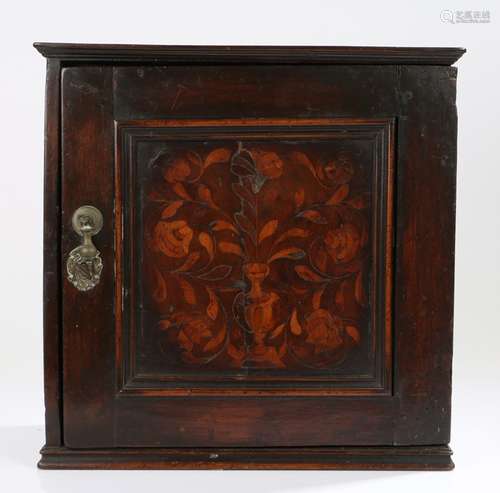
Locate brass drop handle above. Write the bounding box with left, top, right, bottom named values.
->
left=66, top=205, right=104, bottom=292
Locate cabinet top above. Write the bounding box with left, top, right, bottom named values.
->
left=34, top=43, right=465, bottom=65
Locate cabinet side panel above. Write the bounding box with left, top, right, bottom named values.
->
left=394, top=66, right=457, bottom=444
left=43, top=59, right=62, bottom=446
left=61, top=67, right=116, bottom=447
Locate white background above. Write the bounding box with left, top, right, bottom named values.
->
left=1, top=0, right=499, bottom=491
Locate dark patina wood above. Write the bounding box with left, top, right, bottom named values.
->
left=38, top=445, right=453, bottom=470
left=34, top=43, right=464, bottom=65
left=42, top=59, right=62, bottom=447
left=60, top=66, right=116, bottom=447
left=37, top=43, right=464, bottom=470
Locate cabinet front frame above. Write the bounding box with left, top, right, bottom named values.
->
left=39, top=50, right=459, bottom=458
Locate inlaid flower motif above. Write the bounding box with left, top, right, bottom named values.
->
left=254, top=150, right=284, bottom=179
left=323, top=151, right=354, bottom=185
left=324, top=223, right=360, bottom=263
left=304, top=309, right=344, bottom=354
left=176, top=313, right=216, bottom=351
left=154, top=220, right=193, bottom=258
left=163, top=152, right=201, bottom=183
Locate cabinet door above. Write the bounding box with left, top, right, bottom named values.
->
left=61, top=64, right=455, bottom=448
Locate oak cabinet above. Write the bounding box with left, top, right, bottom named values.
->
left=35, top=43, right=464, bottom=470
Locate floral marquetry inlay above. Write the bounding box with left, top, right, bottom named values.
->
left=129, top=130, right=386, bottom=377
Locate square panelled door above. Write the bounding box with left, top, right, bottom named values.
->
left=36, top=43, right=464, bottom=470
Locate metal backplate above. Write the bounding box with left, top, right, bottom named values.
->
left=67, top=205, right=104, bottom=292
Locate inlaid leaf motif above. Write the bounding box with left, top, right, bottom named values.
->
left=179, top=278, right=196, bottom=305
left=269, top=323, right=285, bottom=340
left=198, top=184, right=218, bottom=208
left=211, top=220, right=238, bottom=234
left=327, top=184, right=350, bottom=205
left=219, top=242, right=244, bottom=257
left=347, top=194, right=368, bottom=209
left=158, top=318, right=172, bottom=330
left=198, top=232, right=214, bottom=261
left=290, top=308, right=302, bottom=335
left=161, top=200, right=183, bottom=219
left=203, top=328, right=226, bottom=352
left=268, top=248, right=305, bottom=263
left=173, top=182, right=191, bottom=200
left=153, top=268, right=167, bottom=303
left=278, top=340, right=287, bottom=358
left=312, top=286, right=326, bottom=310
left=227, top=342, right=245, bottom=362
left=335, top=280, right=348, bottom=310
left=295, top=265, right=328, bottom=282
left=292, top=285, right=309, bottom=296
left=175, top=251, right=201, bottom=272
left=178, top=329, right=193, bottom=351
left=315, top=246, right=328, bottom=272
left=276, top=228, right=310, bottom=244
left=206, top=287, right=219, bottom=321
left=290, top=151, right=317, bottom=178
left=355, top=271, right=366, bottom=305
left=298, top=210, right=328, bottom=224
left=258, top=219, right=278, bottom=243
left=346, top=325, right=360, bottom=344
left=148, top=189, right=165, bottom=201
left=197, top=265, right=232, bottom=281
left=204, top=148, right=231, bottom=169
left=294, top=188, right=305, bottom=209
left=316, top=165, right=325, bottom=181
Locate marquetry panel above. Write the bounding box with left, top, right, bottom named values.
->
left=116, top=119, right=394, bottom=394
